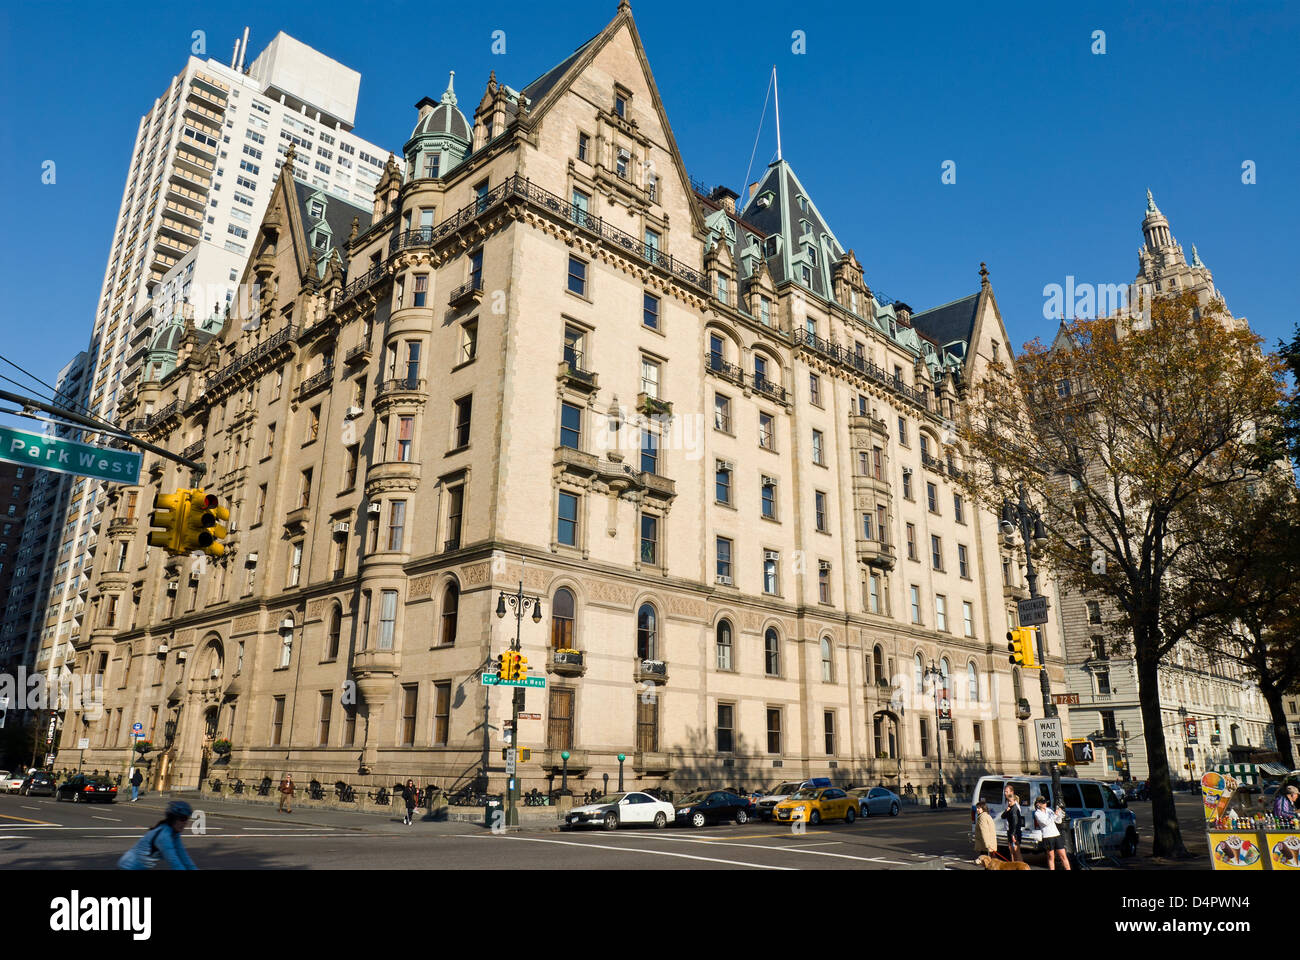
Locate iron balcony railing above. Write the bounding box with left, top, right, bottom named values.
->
left=793, top=328, right=934, bottom=412
left=345, top=342, right=372, bottom=364
left=449, top=277, right=484, bottom=304
left=338, top=263, right=387, bottom=304
left=206, top=324, right=297, bottom=393
left=561, top=350, right=596, bottom=385
left=751, top=373, right=787, bottom=403
left=297, top=366, right=334, bottom=399
left=377, top=376, right=425, bottom=397
left=181, top=439, right=204, bottom=461
left=705, top=351, right=745, bottom=385
left=921, top=451, right=945, bottom=472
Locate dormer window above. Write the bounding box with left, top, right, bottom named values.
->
left=423, top=152, right=441, bottom=179
left=614, top=93, right=628, bottom=118
left=801, top=265, right=812, bottom=284
left=312, top=231, right=328, bottom=250
left=308, top=199, right=325, bottom=219
left=806, top=244, right=817, bottom=266
left=797, top=196, right=807, bottom=211
left=763, top=236, right=778, bottom=257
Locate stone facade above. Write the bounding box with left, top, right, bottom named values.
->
left=62, top=5, right=1068, bottom=798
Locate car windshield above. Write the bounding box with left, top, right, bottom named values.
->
left=771, top=782, right=802, bottom=794
left=679, top=792, right=710, bottom=804
left=595, top=794, right=626, bottom=805
left=790, top=789, right=821, bottom=800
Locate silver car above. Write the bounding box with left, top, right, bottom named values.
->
left=848, top=786, right=901, bottom=817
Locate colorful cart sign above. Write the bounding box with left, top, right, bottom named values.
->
left=1209, top=831, right=1265, bottom=870
left=1201, top=770, right=1238, bottom=822
left=1267, top=833, right=1300, bottom=870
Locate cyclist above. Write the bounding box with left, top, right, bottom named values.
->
left=118, top=800, right=198, bottom=870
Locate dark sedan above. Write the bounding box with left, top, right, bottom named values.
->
left=673, top=790, right=753, bottom=828
left=20, top=772, right=56, bottom=797
left=54, top=775, right=118, bottom=803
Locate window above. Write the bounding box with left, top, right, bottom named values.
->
left=814, top=491, right=828, bottom=532
left=1087, top=600, right=1101, bottom=623
left=714, top=535, right=734, bottom=583
left=387, top=500, right=406, bottom=551
left=954, top=494, right=965, bottom=524
left=906, top=523, right=917, bottom=560
left=910, top=585, right=922, bottom=624
left=958, top=544, right=970, bottom=578
left=936, top=594, right=948, bottom=631
left=636, top=604, right=657, bottom=660
left=902, top=469, right=913, bottom=500
left=344, top=445, right=359, bottom=490
left=861, top=511, right=873, bottom=540
left=715, top=461, right=732, bottom=504
left=963, top=601, right=975, bottom=638
left=764, top=628, right=780, bottom=676
left=614, top=93, right=627, bottom=118
left=440, top=582, right=459, bottom=645
left=560, top=402, right=582, bottom=450
left=637, top=695, right=659, bottom=753
left=766, top=707, right=783, bottom=754
left=868, top=574, right=881, bottom=614
left=818, top=561, right=831, bottom=603
left=931, top=535, right=943, bottom=571
left=288, top=542, right=302, bottom=587
left=453, top=396, right=472, bottom=448
left=898, top=417, right=908, bottom=446
left=1096, top=670, right=1111, bottom=696
left=759, top=413, right=775, bottom=450
left=445, top=486, right=464, bottom=550
left=972, top=722, right=983, bottom=758
left=716, top=275, right=729, bottom=304
left=716, top=620, right=733, bottom=671
left=820, top=637, right=834, bottom=681
left=824, top=711, right=836, bottom=755
left=763, top=551, right=779, bottom=594
left=567, top=256, right=587, bottom=296
left=551, top=588, right=575, bottom=649
left=318, top=692, right=333, bottom=746
left=717, top=703, right=735, bottom=753
left=714, top=394, right=731, bottom=432
left=616, top=148, right=631, bottom=179
left=577, top=132, right=589, bottom=161
left=400, top=685, right=417, bottom=746
left=548, top=688, right=574, bottom=751
left=413, top=274, right=428, bottom=307
left=557, top=492, right=578, bottom=547
left=307, top=406, right=321, bottom=442
left=423, top=152, right=440, bottom=178
left=433, top=683, right=451, bottom=745
left=758, top=296, right=771, bottom=326
left=327, top=606, right=342, bottom=660
left=919, top=717, right=930, bottom=758
left=640, top=357, right=660, bottom=399
left=396, top=417, right=414, bottom=462
left=927, top=482, right=938, bottom=513
left=811, top=430, right=824, bottom=465
left=379, top=589, right=398, bottom=649
left=643, top=292, right=659, bottom=329
left=271, top=697, right=285, bottom=745
left=640, top=513, right=659, bottom=565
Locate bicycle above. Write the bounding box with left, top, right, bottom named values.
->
left=334, top=781, right=356, bottom=802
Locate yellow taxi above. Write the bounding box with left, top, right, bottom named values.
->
left=772, top=786, right=857, bottom=824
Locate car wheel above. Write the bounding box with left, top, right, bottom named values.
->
left=691, top=811, right=707, bottom=828
left=735, top=808, right=749, bottom=825
left=890, top=802, right=900, bottom=816
left=653, top=812, right=667, bottom=829
left=1121, top=829, right=1138, bottom=858
left=844, top=807, right=855, bottom=824
left=810, top=810, right=821, bottom=825
left=603, top=812, right=619, bottom=831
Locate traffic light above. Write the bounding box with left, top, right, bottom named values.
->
left=495, top=652, right=508, bottom=680
left=181, top=489, right=229, bottom=556
left=516, top=654, right=528, bottom=682
left=148, top=489, right=191, bottom=555
left=1007, top=627, right=1039, bottom=668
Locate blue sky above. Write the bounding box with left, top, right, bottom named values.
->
left=1, top=0, right=1297, bottom=413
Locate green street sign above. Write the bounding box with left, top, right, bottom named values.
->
left=0, top=425, right=141, bottom=485
left=481, top=673, right=546, bottom=689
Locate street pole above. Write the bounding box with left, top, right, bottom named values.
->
left=1017, top=483, right=1063, bottom=809
left=925, top=661, right=947, bottom=807
left=496, top=572, right=542, bottom=828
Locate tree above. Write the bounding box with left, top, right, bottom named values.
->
left=1278, top=324, right=1300, bottom=465
left=959, top=290, right=1286, bottom=858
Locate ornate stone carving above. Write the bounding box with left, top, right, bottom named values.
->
left=306, top=599, right=328, bottom=622
left=664, top=595, right=707, bottom=620
left=408, top=575, right=435, bottom=600
left=233, top=614, right=261, bottom=634
left=742, top=611, right=763, bottom=632
left=459, top=563, right=492, bottom=587
left=583, top=578, right=637, bottom=607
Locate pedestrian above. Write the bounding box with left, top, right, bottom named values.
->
left=130, top=766, right=143, bottom=802
left=973, top=799, right=997, bottom=860
left=402, top=779, right=418, bottom=826
left=117, top=800, right=198, bottom=870
left=1001, top=785, right=1024, bottom=862
left=1274, top=785, right=1298, bottom=820
left=1034, top=795, right=1070, bottom=871
left=278, top=773, right=295, bottom=813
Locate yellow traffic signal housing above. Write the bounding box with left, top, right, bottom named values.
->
left=495, top=652, right=508, bottom=680
left=185, top=490, right=230, bottom=557
left=148, top=489, right=190, bottom=555
left=516, top=654, right=528, bottom=681
left=504, top=651, right=519, bottom=682
left=1007, top=628, right=1039, bottom=668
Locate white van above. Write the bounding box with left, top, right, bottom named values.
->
left=970, top=774, right=1139, bottom=857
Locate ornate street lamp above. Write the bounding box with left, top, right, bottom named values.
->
left=495, top=572, right=543, bottom=826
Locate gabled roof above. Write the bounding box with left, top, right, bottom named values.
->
left=911, top=293, right=980, bottom=353
left=291, top=178, right=371, bottom=274
left=521, top=34, right=599, bottom=106
left=738, top=159, right=845, bottom=301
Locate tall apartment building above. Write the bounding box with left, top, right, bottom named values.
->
left=0, top=465, right=37, bottom=657
left=1058, top=194, right=1277, bottom=781
left=34, top=30, right=398, bottom=690
left=65, top=4, right=1067, bottom=795
left=0, top=352, right=90, bottom=675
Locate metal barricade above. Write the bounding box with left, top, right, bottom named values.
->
left=1070, top=813, right=1105, bottom=869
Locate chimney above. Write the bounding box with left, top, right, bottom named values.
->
left=231, top=39, right=240, bottom=69
left=710, top=185, right=739, bottom=215
left=237, top=26, right=250, bottom=72
left=894, top=302, right=913, bottom=325
left=748, top=182, right=760, bottom=200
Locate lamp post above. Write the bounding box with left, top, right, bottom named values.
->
left=1002, top=483, right=1062, bottom=809
left=495, top=575, right=543, bottom=827
left=617, top=753, right=625, bottom=791
left=560, top=750, right=570, bottom=795
left=924, top=660, right=947, bottom=807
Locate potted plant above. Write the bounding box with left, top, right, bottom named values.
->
left=133, top=740, right=153, bottom=756
left=212, top=738, right=232, bottom=757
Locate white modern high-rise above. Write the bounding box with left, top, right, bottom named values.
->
left=32, top=29, right=399, bottom=684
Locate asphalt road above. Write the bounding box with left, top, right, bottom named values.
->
left=0, top=790, right=1212, bottom=870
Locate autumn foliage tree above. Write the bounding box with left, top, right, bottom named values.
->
left=958, top=290, right=1286, bottom=858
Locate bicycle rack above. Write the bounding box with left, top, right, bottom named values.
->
left=307, top=779, right=325, bottom=800
left=209, top=778, right=222, bottom=794
left=334, top=781, right=356, bottom=802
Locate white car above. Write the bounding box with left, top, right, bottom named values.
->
left=563, top=791, right=675, bottom=830
left=2, top=771, right=30, bottom=793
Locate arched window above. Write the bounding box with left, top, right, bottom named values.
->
left=914, top=653, right=924, bottom=694
left=968, top=662, right=979, bottom=702
left=821, top=637, right=833, bottom=682
left=940, top=657, right=951, bottom=695
left=637, top=604, right=657, bottom=660
left=764, top=627, right=780, bottom=676
left=873, top=645, right=885, bottom=685
left=716, top=620, right=733, bottom=671
left=440, top=582, right=459, bottom=646
left=279, top=616, right=295, bottom=668
left=551, top=588, right=575, bottom=649
left=327, top=605, right=342, bottom=660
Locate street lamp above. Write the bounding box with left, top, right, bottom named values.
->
left=1003, top=484, right=1063, bottom=809
left=924, top=660, right=948, bottom=807
left=495, top=574, right=544, bottom=826
left=617, top=753, right=626, bottom=791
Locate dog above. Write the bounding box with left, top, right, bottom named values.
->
left=977, top=854, right=1031, bottom=871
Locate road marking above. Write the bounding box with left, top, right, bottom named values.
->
left=632, top=834, right=909, bottom=865
left=21, top=805, right=42, bottom=810
left=467, top=833, right=795, bottom=870
left=104, top=833, right=339, bottom=839
left=92, top=816, right=122, bottom=822
left=784, top=841, right=843, bottom=848
left=0, top=812, right=57, bottom=825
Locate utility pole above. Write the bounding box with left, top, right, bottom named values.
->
left=925, top=660, right=948, bottom=807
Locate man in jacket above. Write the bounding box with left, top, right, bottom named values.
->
left=973, top=799, right=998, bottom=859
left=1001, top=784, right=1025, bottom=862
left=278, top=774, right=295, bottom=813
left=130, top=766, right=144, bottom=802
left=1274, top=784, right=1298, bottom=820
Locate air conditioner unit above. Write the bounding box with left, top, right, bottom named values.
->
left=156, top=643, right=169, bottom=655
left=761, top=475, right=777, bottom=486
left=245, top=552, right=259, bottom=565
left=177, top=651, right=187, bottom=662
left=366, top=502, right=382, bottom=514
left=332, top=521, right=351, bottom=534
left=716, top=575, right=733, bottom=586
left=210, top=668, right=220, bottom=679
left=344, top=406, right=363, bottom=419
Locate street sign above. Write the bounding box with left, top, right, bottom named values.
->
left=1053, top=693, right=1081, bottom=705
left=939, top=719, right=953, bottom=731
left=505, top=747, right=516, bottom=776
left=132, top=722, right=143, bottom=733
left=1068, top=739, right=1095, bottom=763
left=133, top=731, right=145, bottom=739
left=1017, top=596, right=1049, bottom=627
left=518, top=713, right=541, bottom=720
left=77, top=738, right=90, bottom=750
left=0, top=425, right=141, bottom=485
left=481, top=674, right=546, bottom=689
left=45, top=754, right=55, bottom=766
left=1034, top=718, right=1065, bottom=761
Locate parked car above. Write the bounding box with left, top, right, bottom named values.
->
left=773, top=786, right=857, bottom=824
left=1124, top=781, right=1149, bottom=802
left=54, top=775, right=118, bottom=803
left=563, top=791, right=675, bottom=830
left=848, top=786, right=901, bottom=817
left=2, top=771, right=28, bottom=793
left=673, top=790, right=753, bottom=827
left=755, top=778, right=833, bottom=820
left=970, top=774, right=1139, bottom=857
left=20, top=772, right=55, bottom=797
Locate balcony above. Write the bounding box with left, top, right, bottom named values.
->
left=856, top=539, right=896, bottom=570
left=849, top=412, right=889, bottom=437
left=108, top=517, right=136, bottom=536
left=1003, top=582, right=1029, bottom=601
left=344, top=343, right=373, bottom=366
left=554, top=445, right=599, bottom=479
left=541, top=749, right=590, bottom=773
left=750, top=373, right=787, bottom=404
left=704, top=351, right=745, bottom=387
left=284, top=505, right=310, bottom=530
left=633, top=751, right=676, bottom=776
left=338, top=263, right=387, bottom=305
left=548, top=648, right=586, bottom=678
left=448, top=277, right=484, bottom=308
left=638, top=471, right=676, bottom=502
left=375, top=377, right=426, bottom=404
left=558, top=353, right=598, bottom=393
left=181, top=439, right=204, bottom=461
left=296, top=366, right=334, bottom=400
left=921, top=452, right=946, bottom=474
left=637, top=392, right=673, bottom=418
left=636, top=659, right=668, bottom=683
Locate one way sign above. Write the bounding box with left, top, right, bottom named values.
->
left=1067, top=739, right=1095, bottom=764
